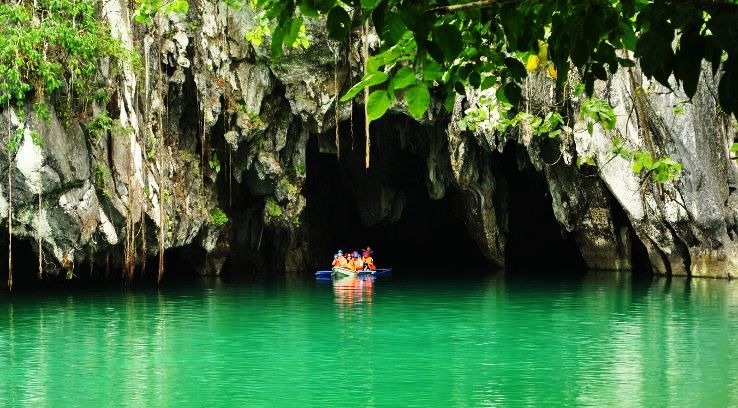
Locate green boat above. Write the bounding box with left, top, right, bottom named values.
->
left=331, top=267, right=357, bottom=278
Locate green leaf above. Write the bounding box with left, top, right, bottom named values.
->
left=444, top=92, right=456, bottom=112
left=298, top=0, right=319, bottom=17
left=504, top=57, right=527, bottom=79
left=426, top=42, right=445, bottom=63
left=635, top=151, right=653, bottom=169
left=326, top=6, right=351, bottom=40
left=432, top=24, right=462, bottom=60
left=708, top=13, right=738, bottom=56
left=618, top=19, right=636, bottom=51
left=423, top=61, right=443, bottom=81
left=164, top=0, right=189, bottom=14
left=495, top=85, right=508, bottom=104
left=503, top=82, right=522, bottom=106
left=389, top=67, right=416, bottom=91
left=592, top=64, right=607, bottom=81
left=481, top=75, right=497, bottom=90
left=469, top=71, right=481, bottom=88
left=675, top=29, right=704, bottom=99
left=617, top=58, right=636, bottom=68
left=632, top=161, right=643, bottom=173
left=134, top=12, right=153, bottom=25
left=636, top=22, right=675, bottom=85
left=271, top=25, right=285, bottom=59
left=381, top=15, right=408, bottom=46
left=285, top=17, right=304, bottom=48
left=366, top=90, right=392, bottom=121
left=361, top=0, right=382, bottom=11
left=405, top=83, right=430, bottom=119
left=340, top=71, right=389, bottom=102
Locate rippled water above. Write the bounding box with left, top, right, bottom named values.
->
left=1, top=272, right=738, bottom=407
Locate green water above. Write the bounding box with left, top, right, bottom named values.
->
left=1, top=272, right=738, bottom=407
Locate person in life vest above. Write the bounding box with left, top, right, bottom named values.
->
left=331, top=254, right=341, bottom=268
left=342, top=251, right=355, bottom=271
left=352, top=251, right=363, bottom=271
left=336, top=250, right=348, bottom=268
left=358, top=247, right=376, bottom=270
left=363, top=253, right=376, bottom=270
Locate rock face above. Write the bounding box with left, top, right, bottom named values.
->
left=0, top=0, right=736, bottom=283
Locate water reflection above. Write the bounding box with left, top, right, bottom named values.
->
left=332, top=276, right=374, bottom=306
left=2, top=274, right=738, bottom=406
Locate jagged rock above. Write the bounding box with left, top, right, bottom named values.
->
left=1, top=0, right=736, bottom=283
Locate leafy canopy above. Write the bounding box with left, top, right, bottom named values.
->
left=236, top=0, right=738, bottom=121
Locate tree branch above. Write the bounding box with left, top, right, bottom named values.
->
left=429, top=0, right=516, bottom=13
left=427, top=0, right=738, bottom=14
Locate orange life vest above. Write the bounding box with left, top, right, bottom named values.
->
left=363, top=256, right=376, bottom=270
left=338, top=256, right=348, bottom=267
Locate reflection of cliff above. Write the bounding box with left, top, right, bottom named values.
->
left=333, top=276, right=374, bottom=306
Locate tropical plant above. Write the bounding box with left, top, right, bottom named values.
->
left=0, top=0, right=128, bottom=109
left=210, top=207, right=229, bottom=225
left=208, top=0, right=738, bottom=121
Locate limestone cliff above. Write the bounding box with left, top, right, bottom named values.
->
left=1, top=0, right=736, bottom=283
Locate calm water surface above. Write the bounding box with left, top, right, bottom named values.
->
left=1, top=272, right=738, bottom=407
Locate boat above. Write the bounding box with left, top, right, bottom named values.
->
left=331, top=266, right=356, bottom=278
left=315, top=268, right=393, bottom=280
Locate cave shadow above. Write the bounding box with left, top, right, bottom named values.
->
left=499, top=143, right=587, bottom=276
left=303, top=113, right=489, bottom=274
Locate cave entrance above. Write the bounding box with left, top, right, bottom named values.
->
left=499, top=143, right=587, bottom=273
left=304, top=114, right=487, bottom=271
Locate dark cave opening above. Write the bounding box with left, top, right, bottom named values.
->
left=0, top=238, right=40, bottom=289
left=498, top=143, right=587, bottom=273
left=304, top=115, right=488, bottom=271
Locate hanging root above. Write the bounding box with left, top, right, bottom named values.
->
left=334, top=42, right=341, bottom=160
left=157, top=33, right=166, bottom=285
left=37, top=193, right=42, bottom=280
left=7, top=153, right=13, bottom=291
left=363, top=21, right=370, bottom=170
